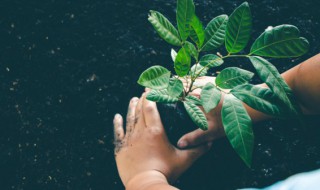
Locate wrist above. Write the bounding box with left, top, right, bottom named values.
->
left=126, top=170, right=177, bottom=190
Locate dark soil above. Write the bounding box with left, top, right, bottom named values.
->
left=157, top=103, right=198, bottom=145
left=0, top=0, right=319, bottom=190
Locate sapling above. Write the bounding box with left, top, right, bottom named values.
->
left=137, top=0, right=309, bottom=167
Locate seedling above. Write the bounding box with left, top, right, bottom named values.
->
left=137, top=0, right=309, bottom=167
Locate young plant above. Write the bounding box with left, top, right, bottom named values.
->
left=137, top=0, right=309, bottom=167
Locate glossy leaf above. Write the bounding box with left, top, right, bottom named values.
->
left=177, top=0, right=195, bottom=41
left=184, top=100, right=208, bottom=130
left=225, top=2, right=252, bottom=53
left=200, top=83, right=221, bottom=113
left=222, top=94, right=253, bottom=167
left=171, top=49, right=177, bottom=62
left=216, top=67, right=254, bottom=89
left=138, top=66, right=171, bottom=89
left=249, top=56, right=299, bottom=115
left=199, top=54, right=224, bottom=68
left=231, top=84, right=285, bottom=116
left=201, top=15, right=229, bottom=51
left=185, top=95, right=202, bottom=106
left=184, top=41, right=198, bottom=61
left=148, top=10, right=182, bottom=46
left=250, top=25, right=309, bottom=58
left=174, top=47, right=191, bottom=77
left=167, top=78, right=184, bottom=97
left=189, top=64, right=208, bottom=77
left=147, top=89, right=179, bottom=103
left=190, top=15, right=205, bottom=48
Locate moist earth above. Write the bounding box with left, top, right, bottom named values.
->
left=0, top=0, right=319, bottom=189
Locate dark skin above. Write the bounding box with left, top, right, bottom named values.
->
left=114, top=54, right=320, bottom=189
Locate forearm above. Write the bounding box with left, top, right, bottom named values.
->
left=243, top=54, right=320, bottom=122
left=243, top=102, right=273, bottom=122
left=126, top=171, right=179, bottom=190
left=282, top=54, right=320, bottom=114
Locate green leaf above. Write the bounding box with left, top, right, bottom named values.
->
left=171, top=49, right=177, bottom=62
left=201, top=15, right=229, bottom=52
left=190, top=15, right=205, bottom=48
left=184, top=41, right=198, bottom=61
left=216, top=67, right=254, bottom=89
left=185, top=95, right=202, bottom=106
left=174, top=47, right=191, bottom=77
left=225, top=2, right=252, bottom=53
left=200, top=83, right=221, bottom=113
left=147, top=89, right=179, bottom=103
left=231, top=84, right=285, bottom=116
left=249, top=56, right=299, bottom=115
left=184, top=100, right=208, bottom=130
left=138, top=66, right=171, bottom=89
left=148, top=10, right=182, bottom=46
left=189, top=64, right=208, bottom=77
left=221, top=94, right=253, bottom=167
left=177, top=0, right=195, bottom=41
left=167, top=78, right=184, bottom=97
left=199, top=54, right=224, bottom=68
left=250, top=25, right=309, bottom=58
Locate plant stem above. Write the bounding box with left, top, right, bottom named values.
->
left=222, top=54, right=249, bottom=59
left=214, top=83, right=230, bottom=94
left=192, top=63, right=198, bottom=80
left=186, top=54, right=250, bottom=96
left=183, top=76, right=189, bottom=97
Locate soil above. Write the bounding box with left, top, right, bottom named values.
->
left=0, top=0, right=320, bottom=190
left=157, top=103, right=198, bottom=145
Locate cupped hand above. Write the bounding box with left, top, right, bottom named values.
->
left=113, top=93, right=211, bottom=188
left=177, top=76, right=226, bottom=149
left=177, top=76, right=271, bottom=148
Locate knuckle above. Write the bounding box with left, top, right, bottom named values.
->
left=188, top=132, right=199, bottom=140
left=144, top=103, right=155, bottom=113
left=127, top=115, right=135, bottom=122
left=147, top=126, right=163, bottom=136
left=131, top=97, right=139, bottom=103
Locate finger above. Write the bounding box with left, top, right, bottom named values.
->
left=135, top=93, right=146, bottom=127
left=126, top=97, right=139, bottom=132
left=145, top=88, right=151, bottom=92
left=179, top=142, right=212, bottom=165
left=113, top=114, right=125, bottom=154
left=142, top=97, right=162, bottom=129
left=113, top=113, right=124, bottom=141
left=177, top=129, right=212, bottom=148
left=181, top=79, right=191, bottom=92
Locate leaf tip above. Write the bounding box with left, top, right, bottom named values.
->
left=242, top=1, right=249, bottom=7
left=244, top=159, right=252, bottom=168
left=137, top=75, right=143, bottom=86
left=201, top=125, right=208, bottom=131
left=221, top=14, right=229, bottom=19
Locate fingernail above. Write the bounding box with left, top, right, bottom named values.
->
left=115, top=113, right=121, bottom=119
left=131, top=97, right=139, bottom=103
left=178, top=140, right=187, bottom=148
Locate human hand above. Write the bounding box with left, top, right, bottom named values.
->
left=177, top=76, right=226, bottom=149
left=113, top=93, right=211, bottom=189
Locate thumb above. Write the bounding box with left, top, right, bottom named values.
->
left=177, top=129, right=210, bottom=148
left=179, top=142, right=212, bottom=165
